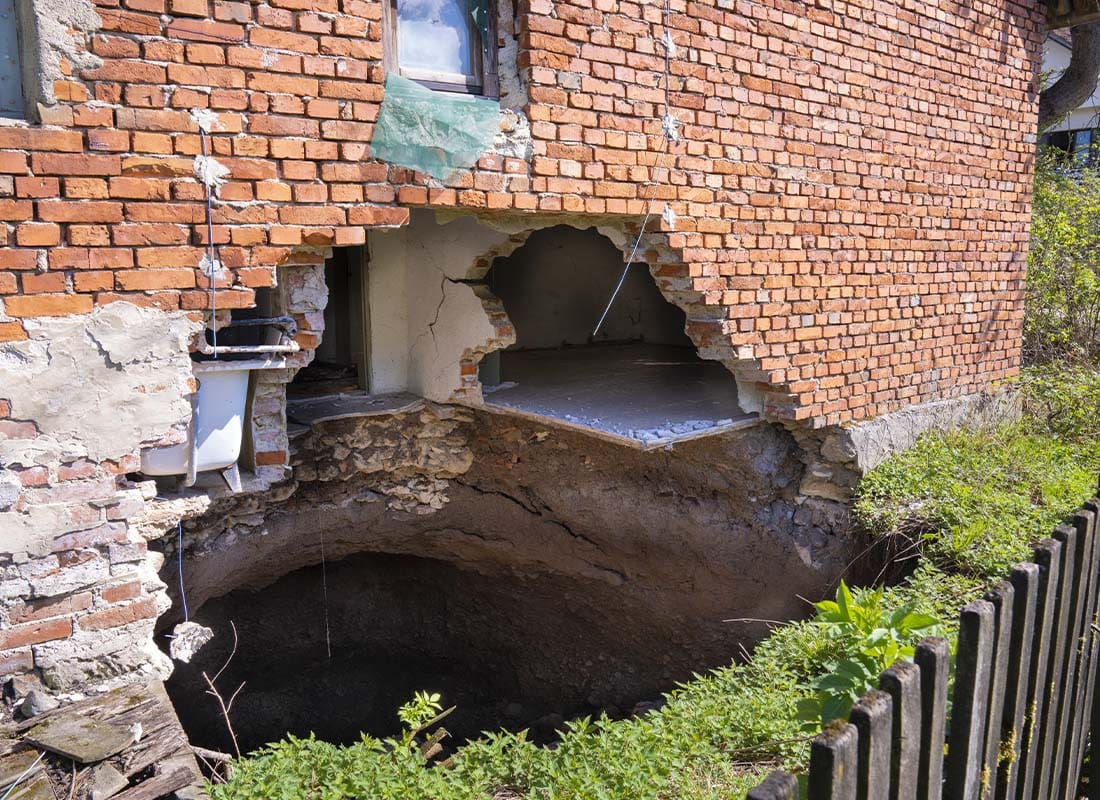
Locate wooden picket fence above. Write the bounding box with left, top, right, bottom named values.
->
left=747, top=493, right=1100, bottom=800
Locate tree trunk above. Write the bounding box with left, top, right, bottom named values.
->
left=1039, top=22, right=1100, bottom=129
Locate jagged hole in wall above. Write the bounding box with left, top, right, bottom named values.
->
left=165, top=551, right=689, bottom=754
left=480, top=226, right=752, bottom=446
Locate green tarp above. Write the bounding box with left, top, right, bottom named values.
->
left=371, top=73, right=500, bottom=181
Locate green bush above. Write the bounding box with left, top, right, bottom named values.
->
left=1026, top=152, right=1100, bottom=365
left=1017, top=363, right=1100, bottom=444
left=795, top=581, right=943, bottom=727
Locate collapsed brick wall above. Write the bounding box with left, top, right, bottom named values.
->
left=0, top=0, right=1043, bottom=424
left=0, top=0, right=1045, bottom=698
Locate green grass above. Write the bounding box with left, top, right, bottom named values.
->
left=210, top=368, right=1099, bottom=800
left=853, top=424, right=1099, bottom=577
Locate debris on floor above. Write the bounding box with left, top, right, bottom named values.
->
left=482, top=343, right=757, bottom=449
left=0, top=682, right=204, bottom=800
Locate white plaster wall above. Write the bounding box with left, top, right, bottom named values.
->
left=0, top=303, right=199, bottom=555
left=367, top=227, right=411, bottom=393
left=0, top=303, right=197, bottom=467
left=367, top=210, right=511, bottom=400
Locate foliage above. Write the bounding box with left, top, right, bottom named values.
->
left=795, top=582, right=942, bottom=727
left=397, top=691, right=444, bottom=732
left=853, top=424, right=1099, bottom=577
left=1026, top=151, right=1100, bottom=365
left=1017, top=363, right=1100, bottom=444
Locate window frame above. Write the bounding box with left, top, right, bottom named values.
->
left=0, top=0, right=27, bottom=119
left=382, top=0, right=499, bottom=99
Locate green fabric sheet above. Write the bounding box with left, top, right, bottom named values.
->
left=371, top=73, right=500, bottom=182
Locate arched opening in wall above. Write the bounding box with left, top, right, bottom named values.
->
left=164, top=551, right=696, bottom=754
left=479, top=226, right=755, bottom=448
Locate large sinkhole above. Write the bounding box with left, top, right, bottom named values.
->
left=165, top=551, right=694, bottom=755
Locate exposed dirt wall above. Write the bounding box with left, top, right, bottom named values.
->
left=157, top=407, right=853, bottom=747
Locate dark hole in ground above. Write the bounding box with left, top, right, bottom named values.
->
left=165, top=552, right=690, bottom=755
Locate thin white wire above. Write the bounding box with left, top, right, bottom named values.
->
left=593, top=0, right=677, bottom=337
left=178, top=521, right=189, bottom=622
left=200, top=128, right=218, bottom=357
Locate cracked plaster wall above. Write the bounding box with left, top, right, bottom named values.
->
left=0, top=303, right=198, bottom=556
left=367, top=210, right=515, bottom=401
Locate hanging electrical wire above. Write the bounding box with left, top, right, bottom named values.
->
left=200, top=125, right=219, bottom=358
left=178, top=520, right=189, bottom=623
left=191, top=110, right=226, bottom=358
left=593, top=0, right=680, bottom=337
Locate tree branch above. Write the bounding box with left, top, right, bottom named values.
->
left=1039, top=22, right=1100, bottom=129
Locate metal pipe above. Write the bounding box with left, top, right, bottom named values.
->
left=183, top=387, right=199, bottom=488
left=194, top=316, right=300, bottom=356
left=195, top=343, right=301, bottom=355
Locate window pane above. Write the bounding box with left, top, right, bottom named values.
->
left=1074, top=129, right=1093, bottom=163
left=0, top=0, right=23, bottom=118
left=397, top=0, right=483, bottom=84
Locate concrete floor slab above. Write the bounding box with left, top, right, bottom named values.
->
left=482, top=343, right=758, bottom=450
left=287, top=391, right=425, bottom=426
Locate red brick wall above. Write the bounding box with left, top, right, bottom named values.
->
left=0, top=0, right=1043, bottom=426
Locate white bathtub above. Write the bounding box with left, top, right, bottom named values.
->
left=141, top=359, right=282, bottom=489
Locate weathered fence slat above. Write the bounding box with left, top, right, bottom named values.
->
left=1057, top=509, right=1095, bottom=795
left=944, top=599, right=995, bottom=800
left=980, top=581, right=1013, bottom=800
left=1051, top=519, right=1089, bottom=798
left=808, top=723, right=858, bottom=800
left=1081, top=505, right=1100, bottom=780
left=1016, top=538, right=1061, bottom=800
left=1038, top=524, right=1077, bottom=800
left=746, top=770, right=799, bottom=800
left=915, top=637, right=950, bottom=800
left=744, top=491, right=1100, bottom=800
left=1082, top=501, right=1100, bottom=796
left=995, top=563, right=1038, bottom=800
left=881, top=661, right=920, bottom=800
left=1064, top=507, right=1097, bottom=795
left=850, top=689, right=893, bottom=800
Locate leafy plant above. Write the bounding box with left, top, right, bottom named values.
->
left=795, top=582, right=942, bottom=727
left=1017, top=363, right=1100, bottom=444
left=1026, top=150, right=1100, bottom=366
left=398, top=691, right=444, bottom=732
